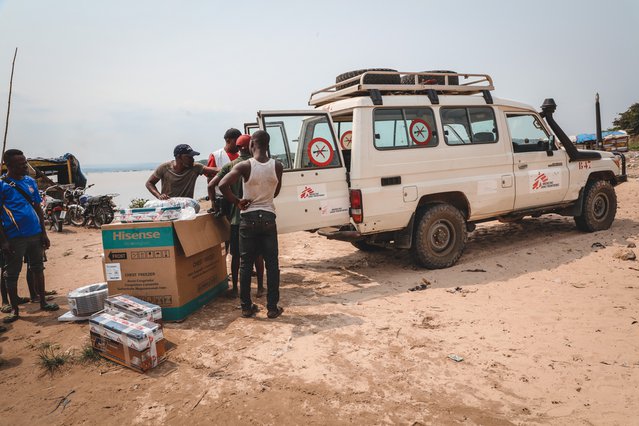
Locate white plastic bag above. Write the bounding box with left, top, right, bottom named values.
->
left=144, top=197, right=200, bottom=213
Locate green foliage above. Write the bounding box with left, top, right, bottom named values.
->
left=79, top=344, right=102, bottom=364
left=38, top=343, right=69, bottom=373
left=129, top=198, right=148, bottom=208
left=629, top=136, right=639, bottom=151
left=612, top=103, right=639, bottom=136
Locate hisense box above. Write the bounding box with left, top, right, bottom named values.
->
left=101, top=213, right=229, bottom=321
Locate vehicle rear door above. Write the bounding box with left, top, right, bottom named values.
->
left=257, top=110, right=350, bottom=234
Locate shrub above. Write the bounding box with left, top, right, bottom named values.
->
left=38, top=343, right=69, bottom=373
left=129, top=198, right=148, bottom=208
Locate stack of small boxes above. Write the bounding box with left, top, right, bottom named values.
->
left=89, top=295, right=166, bottom=373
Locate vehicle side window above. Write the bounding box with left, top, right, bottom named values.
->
left=335, top=121, right=353, bottom=150
left=506, top=114, right=551, bottom=153
left=373, top=108, right=437, bottom=149
left=262, top=114, right=341, bottom=171
left=441, top=108, right=470, bottom=144
left=299, top=119, right=340, bottom=169
left=441, top=107, right=498, bottom=145
left=266, top=125, right=291, bottom=169
left=405, top=108, right=438, bottom=147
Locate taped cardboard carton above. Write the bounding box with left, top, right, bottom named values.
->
left=89, top=312, right=166, bottom=373
left=105, top=294, right=163, bottom=325
left=101, top=213, right=229, bottom=321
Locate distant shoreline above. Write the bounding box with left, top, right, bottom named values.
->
left=83, top=159, right=207, bottom=173
left=83, top=164, right=156, bottom=173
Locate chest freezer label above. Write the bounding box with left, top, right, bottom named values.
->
left=105, top=263, right=122, bottom=281
left=297, top=184, right=327, bottom=201
left=102, top=227, right=174, bottom=249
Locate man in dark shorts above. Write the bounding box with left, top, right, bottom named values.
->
left=146, top=144, right=217, bottom=199
left=0, top=149, right=58, bottom=323
left=208, top=135, right=264, bottom=298
left=219, top=131, right=284, bottom=319
left=0, top=255, right=44, bottom=313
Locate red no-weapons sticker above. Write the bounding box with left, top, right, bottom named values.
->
left=409, top=119, right=432, bottom=145
left=340, top=131, right=353, bottom=150
left=307, top=138, right=335, bottom=167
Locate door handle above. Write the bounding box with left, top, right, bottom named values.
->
left=518, top=164, right=528, bottom=169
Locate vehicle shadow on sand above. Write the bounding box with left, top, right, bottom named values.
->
left=169, top=215, right=638, bottom=329
left=280, top=215, right=639, bottom=308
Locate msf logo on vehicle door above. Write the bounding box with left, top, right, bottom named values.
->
left=531, top=171, right=560, bottom=191
left=297, top=184, right=327, bottom=201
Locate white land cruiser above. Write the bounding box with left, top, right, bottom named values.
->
left=245, top=70, right=627, bottom=269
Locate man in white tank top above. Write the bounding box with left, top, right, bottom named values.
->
left=219, top=130, right=284, bottom=319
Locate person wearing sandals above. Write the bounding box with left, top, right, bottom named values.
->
left=0, top=149, right=59, bottom=323
left=219, top=130, right=284, bottom=319
left=208, top=134, right=265, bottom=299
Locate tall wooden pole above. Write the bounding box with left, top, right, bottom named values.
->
left=2, top=47, right=18, bottom=167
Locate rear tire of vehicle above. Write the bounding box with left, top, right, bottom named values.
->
left=351, top=240, right=385, bottom=252
left=104, top=208, right=115, bottom=225
left=68, top=206, right=86, bottom=227
left=413, top=204, right=466, bottom=269
left=574, top=180, right=617, bottom=232
left=93, top=208, right=106, bottom=228
left=335, top=68, right=400, bottom=90
left=53, top=211, right=63, bottom=232
left=400, top=70, right=459, bottom=85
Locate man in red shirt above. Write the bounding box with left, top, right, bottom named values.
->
left=207, top=128, right=241, bottom=175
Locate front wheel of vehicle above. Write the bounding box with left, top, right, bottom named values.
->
left=574, top=180, right=617, bottom=232
left=103, top=208, right=115, bottom=224
left=68, top=206, right=86, bottom=226
left=413, top=204, right=467, bottom=269
left=93, top=208, right=106, bottom=228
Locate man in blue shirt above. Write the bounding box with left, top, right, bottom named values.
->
left=0, top=149, right=58, bottom=323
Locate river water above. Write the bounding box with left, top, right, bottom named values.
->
left=83, top=170, right=209, bottom=208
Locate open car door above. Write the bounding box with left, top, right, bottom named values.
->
left=256, top=110, right=350, bottom=234
left=244, top=122, right=259, bottom=135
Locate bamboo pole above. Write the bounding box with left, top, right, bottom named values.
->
left=2, top=47, right=18, bottom=168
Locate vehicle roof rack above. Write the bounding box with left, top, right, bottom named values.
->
left=308, top=71, right=495, bottom=107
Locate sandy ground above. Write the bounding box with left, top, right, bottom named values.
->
left=1, top=155, right=638, bottom=425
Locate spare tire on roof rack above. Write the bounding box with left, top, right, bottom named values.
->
left=400, top=70, right=459, bottom=86
left=335, top=68, right=401, bottom=90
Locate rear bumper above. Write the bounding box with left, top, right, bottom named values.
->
left=317, top=226, right=362, bottom=242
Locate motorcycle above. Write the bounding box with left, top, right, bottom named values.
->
left=41, top=185, right=68, bottom=232
left=77, top=192, right=118, bottom=227
left=64, top=184, right=93, bottom=226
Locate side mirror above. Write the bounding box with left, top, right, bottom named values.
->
left=544, top=137, right=553, bottom=156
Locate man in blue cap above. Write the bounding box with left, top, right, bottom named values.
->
left=146, top=144, right=217, bottom=199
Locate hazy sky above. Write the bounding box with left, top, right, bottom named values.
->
left=0, top=0, right=637, bottom=165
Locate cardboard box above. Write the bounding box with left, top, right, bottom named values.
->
left=105, top=294, right=163, bottom=325
left=101, top=213, right=229, bottom=321
left=89, top=312, right=166, bottom=373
